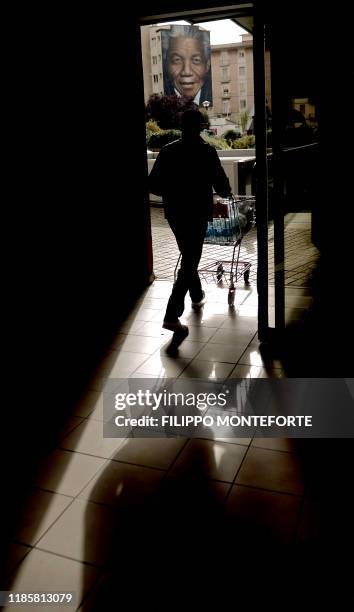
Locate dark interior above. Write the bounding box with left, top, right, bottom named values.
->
left=3, top=2, right=353, bottom=605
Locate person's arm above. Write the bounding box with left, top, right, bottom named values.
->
left=210, top=148, right=232, bottom=197
left=148, top=150, right=165, bottom=196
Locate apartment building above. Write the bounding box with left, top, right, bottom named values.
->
left=140, top=25, right=168, bottom=99
left=211, top=35, right=254, bottom=122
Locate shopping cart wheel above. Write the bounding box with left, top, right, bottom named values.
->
left=228, top=288, right=235, bottom=307
left=216, top=263, right=224, bottom=283
left=244, top=269, right=250, bottom=284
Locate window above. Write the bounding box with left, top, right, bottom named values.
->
left=153, top=75, right=158, bottom=83
left=152, top=56, right=157, bottom=65
left=239, top=81, right=246, bottom=94
left=239, top=50, right=245, bottom=58
left=221, top=86, right=230, bottom=97
left=220, top=51, right=229, bottom=66
left=151, top=37, right=156, bottom=46
left=221, top=67, right=230, bottom=81
left=158, top=54, right=161, bottom=61
left=239, top=66, right=246, bottom=76
left=240, top=99, right=247, bottom=109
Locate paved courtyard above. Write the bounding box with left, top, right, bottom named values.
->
left=150, top=206, right=319, bottom=287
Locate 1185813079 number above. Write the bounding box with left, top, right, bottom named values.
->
left=1, top=592, right=75, bottom=605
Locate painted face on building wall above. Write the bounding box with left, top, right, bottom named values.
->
left=167, top=36, right=210, bottom=99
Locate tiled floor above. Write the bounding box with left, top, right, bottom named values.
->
left=2, top=278, right=320, bottom=610
left=151, top=206, right=319, bottom=287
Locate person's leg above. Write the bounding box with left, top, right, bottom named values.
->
left=188, top=221, right=207, bottom=304
left=164, top=228, right=189, bottom=322
left=164, top=219, right=207, bottom=322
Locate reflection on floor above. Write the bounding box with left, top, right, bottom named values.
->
left=4, top=279, right=353, bottom=609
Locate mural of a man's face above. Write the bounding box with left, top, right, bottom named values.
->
left=168, top=36, right=210, bottom=99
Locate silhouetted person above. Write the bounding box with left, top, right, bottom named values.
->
left=149, top=109, right=232, bottom=346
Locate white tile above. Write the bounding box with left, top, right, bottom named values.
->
left=160, top=339, right=205, bottom=359
left=35, top=499, right=121, bottom=566
left=140, top=297, right=166, bottom=309
left=111, top=436, right=186, bottom=469
left=145, top=283, right=173, bottom=298
left=78, top=460, right=164, bottom=507
left=196, top=342, right=248, bottom=363
left=228, top=364, right=284, bottom=379
left=59, top=420, right=124, bottom=459
left=185, top=326, right=218, bottom=342
left=107, top=351, right=149, bottom=377
left=116, top=335, right=165, bottom=354
left=198, top=302, right=230, bottom=315
left=235, top=305, right=258, bottom=317
left=170, top=438, right=247, bottom=482
left=179, top=360, right=235, bottom=380
left=150, top=310, right=166, bottom=323
left=181, top=313, right=225, bottom=328
left=4, top=549, right=98, bottom=609
left=126, top=307, right=159, bottom=322
left=15, top=489, right=73, bottom=546
left=251, top=437, right=298, bottom=452
left=128, top=372, right=161, bottom=379
left=238, top=346, right=283, bottom=368
left=235, top=447, right=304, bottom=495
left=209, top=328, right=256, bottom=345
left=34, top=449, right=105, bottom=497
left=220, top=316, right=257, bottom=331
left=212, top=436, right=251, bottom=446
left=131, top=322, right=171, bottom=338
left=136, top=353, right=189, bottom=377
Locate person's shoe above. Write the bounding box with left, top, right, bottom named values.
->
left=163, top=320, right=189, bottom=350
left=163, top=320, right=188, bottom=333
left=191, top=291, right=206, bottom=308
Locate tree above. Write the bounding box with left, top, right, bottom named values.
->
left=240, top=110, right=250, bottom=134
left=145, top=94, right=209, bottom=130
left=222, top=129, right=241, bottom=145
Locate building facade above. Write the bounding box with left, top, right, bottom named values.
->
left=210, top=35, right=254, bottom=124
left=140, top=25, right=168, bottom=99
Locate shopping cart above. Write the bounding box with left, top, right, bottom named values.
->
left=174, top=195, right=256, bottom=307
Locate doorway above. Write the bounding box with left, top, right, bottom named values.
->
left=138, top=3, right=320, bottom=343
left=140, top=10, right=259, bottom=327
